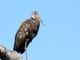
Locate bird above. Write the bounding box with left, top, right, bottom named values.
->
left=13, top=11, right=40, bottom=54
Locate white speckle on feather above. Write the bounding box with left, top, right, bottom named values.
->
left=19, top=35, right=22, bottom=39
left=26, top=32, right=28, bottom=35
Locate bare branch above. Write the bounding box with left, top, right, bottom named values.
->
left=0, top=45, right=22, bottom=60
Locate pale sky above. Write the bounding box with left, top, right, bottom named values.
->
left=0, top=0, right=80, bottom=60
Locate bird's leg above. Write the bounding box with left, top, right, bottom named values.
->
left=25, top=39, right=29, bottom=60
left=25, top=39, right=29, bottom=51
left=25, top=50, right=28, bottom=60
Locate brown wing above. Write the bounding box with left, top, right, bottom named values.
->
left=13, top=19, right=31, bottom=54
left=13, top=19, right=40, bottom=54
left=13, top=31, right=26, bottom=53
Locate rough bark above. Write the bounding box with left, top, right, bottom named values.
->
left=0, top=45, right=23, bottom=60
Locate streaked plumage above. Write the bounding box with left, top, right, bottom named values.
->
left=13, top=11, right=40, bottom=54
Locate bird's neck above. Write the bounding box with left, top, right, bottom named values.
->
left=30, top=17, right=40, bottom=26
left=31, top=17, right=40, bottom=22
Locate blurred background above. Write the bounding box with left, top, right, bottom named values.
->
left=0, top=0, right=80, bottom=60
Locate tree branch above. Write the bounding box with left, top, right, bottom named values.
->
left=0, top=45, right=22, bottom=60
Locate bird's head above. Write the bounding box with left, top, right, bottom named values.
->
left=31, top=11, right=40, bottom=20
left=31, top=11, right=44, bottom=25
